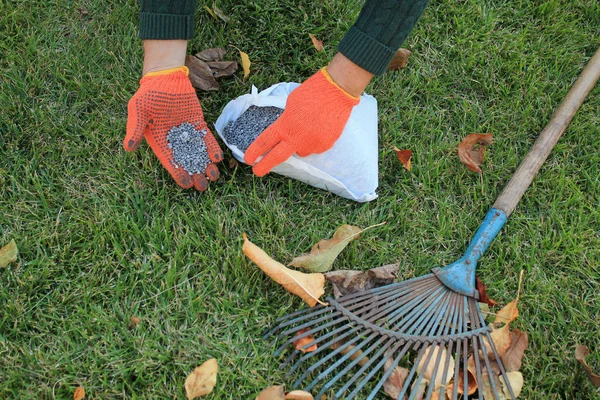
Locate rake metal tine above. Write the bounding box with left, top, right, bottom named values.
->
left=305, top=332, right=380, bottom=392
left=424, top=343, right=446, bottom=400
left=437, top=294, right=461, bottom=400
left=287, top=324, right=357, bottom=376
left=336, top=274, right=433, bottom=304
left=471, top=333, right=484, bottom=400
left=452, top=334, right=461, bottom=400
left=292, top=330, right=370, bottom=388
left=477, top=333, right=502, bottom=400
left=410, top=342, right=440, bottom=400
left=366, top=340, right=413, bottom=400
left=413, top=288, right=454, bottom=337
left=386, top=284, right=446, bottom=331
left=485, top=329, right=516, bottom=399
left=460, top=296, right=469, bottom=399
left=265, top=304, right=331, bottom=339
left=397, top=342, right=426, bottom=400
left=313, top=335, right=389, bottom=399
left=273, top=315, right=347, bottom=356
left=392, top=286, right=448, bottom=335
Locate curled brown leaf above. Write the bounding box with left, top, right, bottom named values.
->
left=294, top=328, right=318, bottom=353
left=308, top=34, right=323, bottom=52
left=393, top=147, right=412, bottom=171
left=388, top=48, right=412, bottom=70
left=457, top=133, right=493, bottom=173
left=185, top=56, right=219, bottom=91
left=576, top=345, right=600, bottom=388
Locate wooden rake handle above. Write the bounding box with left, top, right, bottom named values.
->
left=493, top=46, right=600, bottom=217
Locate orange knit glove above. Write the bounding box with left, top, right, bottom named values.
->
left=244, top=67, right=360, bottom=176
left=124, top=66, right=223, bottom=191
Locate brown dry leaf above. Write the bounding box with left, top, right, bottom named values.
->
left=130, top=316, right=140, bottom=326
left=290, top=222, right=385, bottom=273
left=256, top=385, right=285, bottom=400
left=382, top=353, right=409, bottom=399
left=324, top=263, right=399, bottom=299
left=0, top=239, right=18, bottom=268
left=73, top=386, right=85, bottom=400
left=494, top=299, right=519, bottom=325
left=417, top=345, right=455, bottom=390
left=195, top=48, right=227, bottom=62
left=575, top=345, right=600, bottom=388
left=294, top=328, right=317, bottom=353
left=388, top=48, right=412, bottom=70
left=285, top=390, right=314, bottom=400
left=212, top=5, right=230, bottom=23
left=330, top=339, right=369, bottom=367
left=484, top=323, right=512, bottom=360
left=242, top=233, right=326, bottom=307
left=185, top=56, right=219, bottom=91
left=240, top=50, right=251, bottom=78
left=204, top=5, right=218, bottom=19
left=184, top=358, right=218, bottom=399
left=479, top=369, right=504, bottom=400
left=308, top=34, right=323, bottom=52
left=393, top=147, right=412, bottom=171
left=228, top=157, right=240, bottom=169
left=447, top=365, right=478, bottom=396
left=501, top=329, right=528, bottom=372
left=458, top=133, right=493, bottom=173
left=206, top=61, right=238, bottom=78
left=476, top=277, right=498, bottom=306
left=500, top=371, right=524, bottom=398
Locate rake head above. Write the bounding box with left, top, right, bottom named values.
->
left=265, top=274, right=516, bottom=400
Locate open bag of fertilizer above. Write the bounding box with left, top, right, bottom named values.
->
left=214, top=82, right=379, bottom=202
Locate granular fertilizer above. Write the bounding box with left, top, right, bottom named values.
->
left=223, top=105, right=284, bottom=152
left=167, top=122, right=211, bottom=174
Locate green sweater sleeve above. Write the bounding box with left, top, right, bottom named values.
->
left=139, top=0, right=197, bottom=40
left=338, top=0, right=429, bottom=76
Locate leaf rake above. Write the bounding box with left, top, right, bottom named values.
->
left=265, top=46, right=600, bottom=400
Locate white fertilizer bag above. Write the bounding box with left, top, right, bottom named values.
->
left=214, top=82, right=379, bottom=202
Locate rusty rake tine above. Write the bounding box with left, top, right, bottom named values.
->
left=265, top=305, right=331, bottom=339
left=293, top=331, right=371, bottom=389
left=478, top=333, right=502, bottom=400
left=277, top=313, right=345, bottom=341
left=452, top=336, right=461, bottom=400
left=335, top=337, right=403, bottom=399
left=397, top=342, right=426, bottom=400
left=424, top=343, right=446, bottom=400
left=437, top=294, right=461, bottom=400
left=471, top=334, right=484, bottom=400
left=486, top=330, right=516, bottom=399
left=391, top=286, right=448, bottom=335
left=337, top=274, right=433, bottom=304
left=366, top=340, right=413, bottom=400
left=314, top=335, right=389, bottom=399
left=274, top=315, right=347, bottom=356
left=460, top=296, right=469, bottom=398
left=383, top=284, right=446, bottom=330
left=287, top=324, right=356, bottom=376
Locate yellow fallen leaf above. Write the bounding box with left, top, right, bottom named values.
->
left=289, top=222, right=385, bottom=273
left=308, top=33, right=323, bottom=52
left=73, top=386, right=85, bottom=400
left=0, top=239, right=18, bottom=268
left=494, top=270, right=524, bottom=325
left=483, top=324, right=512, bottom=360
left=417, top=345, right=455, bottom=390
left=240, top=50, right=251, bottom=78
left=256, top=385, right=285, bottom=400
left=500, top=371, right=524, bottom=398
left=242, top=234, right=326, bottom=307
left=184, top=358, right=218, bottom=399
left=285, top=390, right=314, bottom=400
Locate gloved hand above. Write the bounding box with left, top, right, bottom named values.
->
left=244, top=67, right=360, bottom=176
left=124, top=66, right=223, bottom=191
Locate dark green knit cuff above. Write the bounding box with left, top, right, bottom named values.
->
left=139, top=12, right=195, bottom=40
left=338, top=27, right=397, bottom=76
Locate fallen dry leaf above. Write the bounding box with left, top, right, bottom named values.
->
left=479, top=368, right=503, bottom=400
left=289, top=222, right=385, bottom=273
left=195, top=47, right=227, bottom=62
left=240, top=50, right=251, bottom=79
left=324, top=263, right=399, bottom=299
left=494, top=299, right=519, bottom=325
left=501, top=329, right=528, bottom=372
left=447, top=365, right=478, bottom=396
left=184, top=358, right=218, bottom=399
left=206, top=61, right=238, bottom=78
left=485, top=323, right=512, bottom=360
left=457, top=133, right=493, bottom=173
left=256, top=385, right=285, bottom=400
left=0, top=239, right=18, bottom=268
left=393, top=147, right=412, bottom=171
left=73, top=386, right=85, bottom=400
left=294, top=328, right=317, bottom=353
left=130, top=316, right=140, bottom=326
left=476, top=277, right=498, bottom=306
left=228, top=157, right=240, bottom=169
left=330, top=339, right=369, bottom=367
left=388, top=48, right=412, bottom=70
left=242, top=233, right=326, bottom=307
left=417, top=345, right=455, bottom=390
left=285, top=390, right=314, bottom=400
left=308, top=33, right=323, bottom=52
left=575, top=345, right=600, bottom=388
left=212, top=5, right=230, bottom=23
left=500, top=371, right=524, bottom=398
left=383, top=353, right=409, bottom=399
left=186, top=55, right=219, bottom=91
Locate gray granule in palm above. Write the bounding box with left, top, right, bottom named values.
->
left=167, top=122, right=210, bottom=175
left=223, top=106, right=284, bottom=152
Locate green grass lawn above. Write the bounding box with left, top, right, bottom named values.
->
left=1, top=0, right=599, bottom=398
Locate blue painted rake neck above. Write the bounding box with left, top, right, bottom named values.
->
left=432, top=208, right=507, bottom=299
